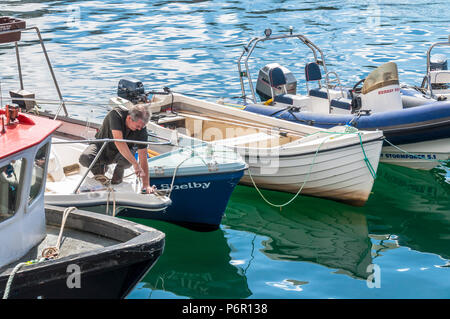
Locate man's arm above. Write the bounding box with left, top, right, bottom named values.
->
left=137, top=147, right=150, bottom=190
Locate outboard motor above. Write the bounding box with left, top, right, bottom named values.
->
left=117, top=78, right=147, bottom=103
left=255, top=63, right=297, bottom=101
left=429, top=54, right=449, bottom=92
left=430, top=54, right=448, bottom=71
left=111, top=79, right=163, bottom=114
left=360, top=62, right=403, bottom=113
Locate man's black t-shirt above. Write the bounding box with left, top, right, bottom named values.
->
left=95, top=107, right=148, bottom=160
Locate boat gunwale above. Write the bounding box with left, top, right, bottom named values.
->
left=0, top=205, right=165, bottom=276
left=166, top=106, right=384, bottom=155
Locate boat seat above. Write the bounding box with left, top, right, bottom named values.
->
left=213, top=132, right=277, bottom=147
left=430, top=70, right=450, bottom=84
left=309, top=88, right=329, bottom=99
left=266, top=66, right=289, bottom=100
left=269, top=66, right=287, bottom=88
left=309, top=87, right=353, bottom=99
left=330, top=97, right=352, bottom=110
left=274, top=94, right=295, bottom=105
left=305, top=62, right=323, bottom=95
left=273, top=94, right=310, bottom=108
left=305, top=62, right=322, bottom=82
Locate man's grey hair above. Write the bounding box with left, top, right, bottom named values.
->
left=129, top=104, right=150, bottom=124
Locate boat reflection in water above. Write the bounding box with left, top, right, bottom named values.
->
left=223, top=187, right=374, bottom=281
left=125, top=218, right=251, bottom=299
left=124, top=163, right=449, bottom=298
left=365, top=163, right=450, bottom=260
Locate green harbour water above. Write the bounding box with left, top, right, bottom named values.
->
left=126, top=163, right=450, bottom=299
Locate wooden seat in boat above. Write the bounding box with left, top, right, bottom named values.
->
left=212, top=132, right=278, bottom=147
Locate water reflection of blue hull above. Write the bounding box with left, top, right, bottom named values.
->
left=134, top=220, right=251, bottom=299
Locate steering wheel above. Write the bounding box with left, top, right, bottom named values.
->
left=349, top=78, right=366, bottom=112
left=352, top=78, right=366, bottom=94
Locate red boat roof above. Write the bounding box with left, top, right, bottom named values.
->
left=0, top=110, right=61, bottom=159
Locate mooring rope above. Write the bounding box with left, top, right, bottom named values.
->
left=303, top=126, right=378, bottom=178
left=41, top=206, right=77, bottom=259
left=92, top=174, right=118, bottom=216
left=165, top=146, right=212, bottom=199
left=246, top=135, right=330, bottom=209
left=246, top=127, right=379, bottom=209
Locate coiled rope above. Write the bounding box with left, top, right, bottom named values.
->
left=41, top=206, right=77, bottom=259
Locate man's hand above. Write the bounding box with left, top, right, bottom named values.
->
left=133, top=162, right=144, bottom=178
left=142, top=185, right=157, bottom=194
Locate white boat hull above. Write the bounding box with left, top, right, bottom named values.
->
left=44, top=139, right=171, bottom=213
left=238, top=139, right=382, bottom=206
left=380, top=137, right=450, bottom=170
left=45, top=191, right=170, bottom=211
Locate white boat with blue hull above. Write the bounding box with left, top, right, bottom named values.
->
left=106, top=120, right=247, bottom=228
left=235, top=29, right=450, bottom=170
left=142, top=127, right=246, bottom=228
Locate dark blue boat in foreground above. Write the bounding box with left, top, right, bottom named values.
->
left=124, top=135, right=247, bottom=230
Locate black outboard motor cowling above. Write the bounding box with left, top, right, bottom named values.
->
left=255, top=63, right=297, bottom=102
left=430, top=54, right=448, bottom=71
left=117, top=79, right=147, bottom=103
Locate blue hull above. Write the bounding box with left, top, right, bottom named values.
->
left=244, top=101, right=450, bottom=146
left=121, top=170, right=244, bottom=229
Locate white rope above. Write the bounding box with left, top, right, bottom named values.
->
left=2, top=262, right=28, bottom=299
left=105, top=185, right=116, bottom=217
left=41, top=206, right=77, bottom=259
left=167, top=149, right=202, bottom=199
left=163, top=146, right=215, bottom=199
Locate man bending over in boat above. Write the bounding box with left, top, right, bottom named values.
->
left=79, top=104, right=155, bottom=194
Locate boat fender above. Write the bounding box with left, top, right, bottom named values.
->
left=264, top=98, right=273, bottom=105
left=148, top=149, right=160, bottom=157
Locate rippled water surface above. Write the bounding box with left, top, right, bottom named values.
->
left=1, top=0, right=449, bottom=299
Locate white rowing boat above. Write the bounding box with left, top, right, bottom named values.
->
left=146, top=92, right=384, bottom=206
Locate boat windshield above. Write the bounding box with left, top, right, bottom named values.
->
left=362, top=62, right=400, bottom=94
left=0, top=158, right=25, bottom=222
